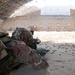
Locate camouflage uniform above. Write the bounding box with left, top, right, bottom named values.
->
left=0, top=40, right=7, bottom=60
left=6, top=40, right=49, bottom=69
left=12, top=28, right=33, bottom=46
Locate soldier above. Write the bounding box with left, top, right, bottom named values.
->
left=6, top=40, right=49, bottom=69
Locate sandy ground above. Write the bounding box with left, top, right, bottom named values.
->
left=9, top=31, right=75, bottom=75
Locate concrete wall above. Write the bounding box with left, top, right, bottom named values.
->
left=1, top=10, right=41, bottom=31
left=70, top=9, right=75, bottom=16
left=1, top=12, right=75, bottom=31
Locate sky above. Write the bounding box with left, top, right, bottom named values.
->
left=26, top=0, right=75, bottom=8
left=10, top=0, right=75, bottom=17
left=26, top=0, right=75, bottom=15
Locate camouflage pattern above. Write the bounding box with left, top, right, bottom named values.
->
left=6, top=40, right=49, bottom=69
left=0, top=40, right=7, bottom=60
left=0, top=32, right=8, bottom=37
left=12, top=28, right=33, bottom=45
left=0, top=28, right=49, bottom=74
left=0, top=36, right=12, bottom=44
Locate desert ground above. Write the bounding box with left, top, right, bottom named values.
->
left=9, top=31, right=75, bottom=75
